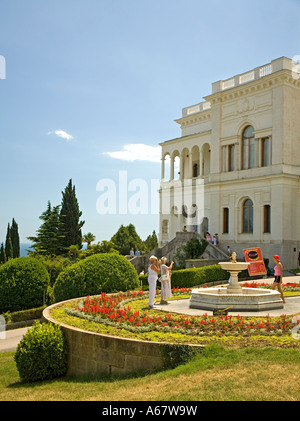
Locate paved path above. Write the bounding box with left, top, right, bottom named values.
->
left=0, top=327, right=31, bottom=353
left=155, top=274, right=300, bottom=317
left=1, top=274, right=299, bottom=353
left=155, top=296, right=300, bottom=317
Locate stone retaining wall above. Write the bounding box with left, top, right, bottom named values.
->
left=43, top=300, right=202, bottom=377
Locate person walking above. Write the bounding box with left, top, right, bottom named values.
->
left=159, top=257, right=174, bottom=304
left=147, top=256, right=160, bottom=309
left=271, top=254, right=285, bottom=303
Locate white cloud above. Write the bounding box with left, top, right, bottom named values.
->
left=104, top=144, right=161, bottom=163
left=47, top=130, right=74, bottom=142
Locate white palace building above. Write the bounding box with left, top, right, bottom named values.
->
left=158, top=57, right=300, bottom=269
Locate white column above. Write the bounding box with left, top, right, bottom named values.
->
left=180, top=153, right=184, bottom=180
left=161, top=157, right=165, bottom=180
left=188, top=152, right=193, bottom=179
left=199, top=149, right=203, bottom=177
left=170, top=156, right=175, bottom=180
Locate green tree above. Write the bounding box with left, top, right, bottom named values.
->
left=28, top=201, right=66, bottom=256
left=79, top=240, right=119, bottom=259
left=68, top=244, right=80, bottom=261
left=11, top=218, right=20, bottom=258
left=5, top=223, right=13, bottom=259
left=143, top=230, right=158, bottom=252
left=0, top=243, right=6, bottom=264
left=111, top=224, right=143, bottom=255
left=60, top=179, right=85, bottom=250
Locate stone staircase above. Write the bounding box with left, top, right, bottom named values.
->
left=128, top=232, right=229, bottom=274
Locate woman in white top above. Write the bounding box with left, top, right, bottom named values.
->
left=147, top=256, right=160, bottom=309
left=160, top=257, right=174, bottom=304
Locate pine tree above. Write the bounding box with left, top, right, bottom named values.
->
left=5, top=223, right=13, bottom=259
left=111, top=224, right=143, bottom=255
left=28, top=201, right=66, bottom=256
left=11, top=218, right=20, bottom=258
left=0, top=243, right=6, bottom=264
left=60, top=179, right=85, bottom=249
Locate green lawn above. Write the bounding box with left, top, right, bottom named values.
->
left=1, top=345, right=300, bottom=401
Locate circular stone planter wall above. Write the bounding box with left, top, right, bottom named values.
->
left=43, top=299, right=203, bottom=378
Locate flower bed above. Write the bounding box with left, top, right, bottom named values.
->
left=65, top=288, right=298, bottom=338
left=242, top=281, right=300, bottom=293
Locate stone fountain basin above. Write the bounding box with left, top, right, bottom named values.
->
left=189, top=287, right=284, bottom=312
left=219, top=262, right=250, bottom=271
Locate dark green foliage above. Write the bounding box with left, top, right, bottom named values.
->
left=14, top=321, right=68, bottom=382
left=53, top=264, right=86, bottom=302
left=143, top=230, right=158, bottom=253
left=5, top=224, right=13, bottom=259
left=33, top=254, right=72, bottom=287
left=4, top=305, right=46, bottom=324
left=170, top=265, right=229, bottom=288
left=53, top=253, right=140, bottom=302
left=11, top=218, right=20, bottom=258
left=110, top=224, right=143, bottom=255
left=60, top=179, right=85, bottom=250
left=110, top=225, right=159, bottom=255
left=28, top=201, right=66, bottom=256
left=0, top=257, right=50, bottom=312
left=0, top=243, right=6, bottom=264
left=161, top=343, right=203, bottom=369
left=79, top=240, right=119, bottom=259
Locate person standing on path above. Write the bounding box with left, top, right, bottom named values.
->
left=159, top=257, right=174, bottom=304
left=147, top=256, right=160, bottom=309
left=271, top=254, right=285, bottom=303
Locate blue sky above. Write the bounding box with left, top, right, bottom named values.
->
left=0, top=0, right=300, bottom=246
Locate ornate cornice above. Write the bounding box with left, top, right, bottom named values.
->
left=204, top=69, right=300, bottom=106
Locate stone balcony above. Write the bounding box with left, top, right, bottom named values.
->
left=182, top=56, right=297, bottom=117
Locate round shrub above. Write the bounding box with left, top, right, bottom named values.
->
left=14, top=321, right=67, bottom=382
left=52, top=264, right=86, bottom=303
left=0, top=257, right=50, bottom=313
left=53, top=253, right=140, bottom=302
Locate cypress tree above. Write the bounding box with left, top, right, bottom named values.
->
left=5, top=223, right=13, bottom=259
left=60, top=179, right=85, bottom=249
left=11, top=218, right=20, bottom=258
left=0, top=242, right=6, bottom=264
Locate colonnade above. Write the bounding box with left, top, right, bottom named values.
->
left=161, top=143, right=211, bottom=182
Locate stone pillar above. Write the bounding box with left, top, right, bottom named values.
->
left=161, top=157, right=165, bottom=180
left=170, top=156, right=174, bottom=180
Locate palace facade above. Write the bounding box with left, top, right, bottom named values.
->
left=159, top=57, right=300, bottom=269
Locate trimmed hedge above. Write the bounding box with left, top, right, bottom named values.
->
left=4, top=305, right=46, bottom=324
left=139, top=264, right=229, bottom=289
left=53, top=253, right=140, bottom=302
left=14, top=321, right=67, bottom=382
left=0, top=257, right=50, bottom=313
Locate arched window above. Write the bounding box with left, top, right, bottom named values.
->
left=242, top=126, right=255, bottom=169
left=243, top=199, right=253, bottom=233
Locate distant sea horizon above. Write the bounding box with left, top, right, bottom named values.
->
left=20, top=243, right=32, bottom=257
left=20, top=243, right=87, bottom=257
